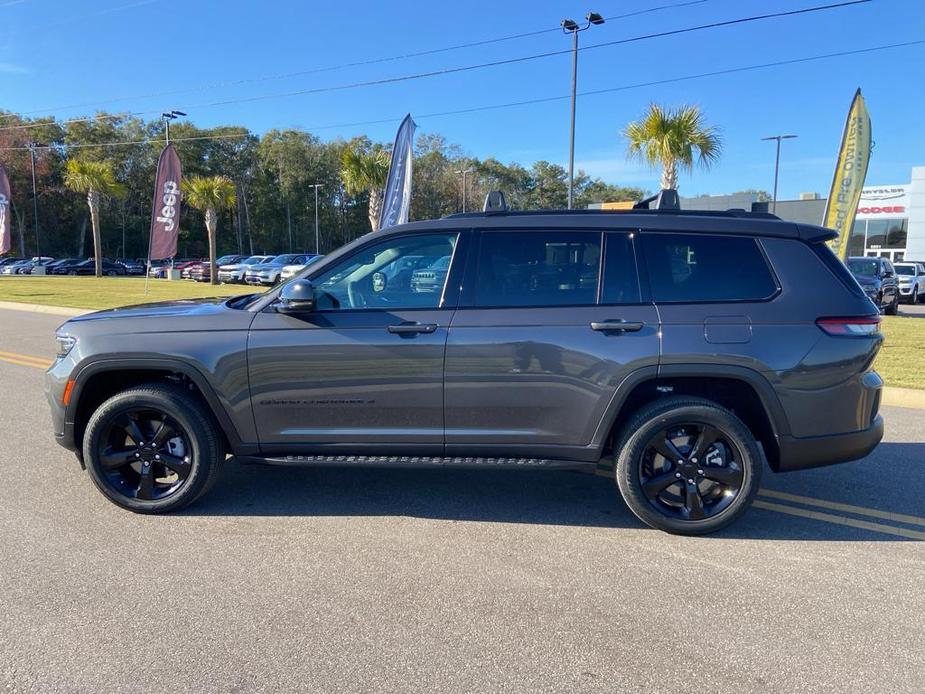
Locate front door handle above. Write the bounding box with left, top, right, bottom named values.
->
left=387, top=322, right=438, bottom=334
left=590, top=319, right=645, bottom=332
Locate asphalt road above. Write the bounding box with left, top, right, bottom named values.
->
left=0, top=308, right=923, bottom=694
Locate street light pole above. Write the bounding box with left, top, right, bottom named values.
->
left=562, top=12, right=605, bottom=210
left=161, top=110, right=186, bottom=146
left=28, top=142, right=40, bottom=256
left=310, top=183, right=323, bottom=254
left=454, top=168, right=474, bottom=213
left=761, top=134, right=798, bottom=213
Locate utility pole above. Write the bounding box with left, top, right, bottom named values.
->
left=561, top=12, right=605, bottom=210
left=309, top=183, right=323, bottom=254
left=28, top=142, right=41, bottom=256
left=761, top=134, right=798, bottom=213
left=161, top=110, right=186, bottom=145
left=454, top=168, right=474, bottom=213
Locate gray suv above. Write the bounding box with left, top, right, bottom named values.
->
left=45, top=204, right=885, bottom=534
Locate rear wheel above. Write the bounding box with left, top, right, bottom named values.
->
left=82, top=384, right=224, bottom=513
left=614, top=397, right=762, bottom=535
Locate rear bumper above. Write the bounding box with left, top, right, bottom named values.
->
left=776, top=414, right=883, bottom=472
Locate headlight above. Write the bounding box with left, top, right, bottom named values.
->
left=55, top=334, right=77, bottom=359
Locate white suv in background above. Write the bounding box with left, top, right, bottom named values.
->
left=217, top=255, right=273, bottom=284
left=895, top=262, right=925, bottom=304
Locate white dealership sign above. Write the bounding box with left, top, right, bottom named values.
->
left=855, top=184, right=909, bottom=219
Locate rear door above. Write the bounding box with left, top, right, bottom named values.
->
left=444, top=228, right=660, bottom=462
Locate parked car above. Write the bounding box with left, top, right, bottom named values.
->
left=50, top=258, right=89, bottom=275
left=116, top=258, right=146, bottom=276
left=893, top=262, right=925, bottom=304
left=410, top=255, right=452, bottom=293
left=217, top=255, right=273, bottom=284
left=47, top=194, right=886, bottom=535
left=279, top=254, right=323, bottom=282
left=0, top=256, right=24, bottom=267
left=53, top=259, right=126, bottom=276
left=15, top=256, right=55, bottom=274
left=244, top=254, right=310, bottom=285
left=150, top=259, right=198, bottom=279
left=1, top=259, right=32, bottom=275
left=846, top=256, right=899, bottom=314
left=188, top=255, right=248, bottom=282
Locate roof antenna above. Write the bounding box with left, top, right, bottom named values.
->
left=483, top=190, right=507, bottom=213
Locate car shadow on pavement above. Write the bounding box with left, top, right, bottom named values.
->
left=180, top=442, right=924, bottom=541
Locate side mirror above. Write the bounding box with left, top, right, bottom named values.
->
left=277, top=279, right=315, bottom=313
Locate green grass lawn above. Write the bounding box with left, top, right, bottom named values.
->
left=0, top=276, right=261, bottom=310
left=1, top=276, right=922, bottom=389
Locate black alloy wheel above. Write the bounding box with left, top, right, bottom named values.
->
left=83, top=384, right=223, bottom=513
left=614, top=397, right=761, bottom=535
left=96, top=409, right=192, bottom=502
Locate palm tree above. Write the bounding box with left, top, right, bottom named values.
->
left=181, top=175, right=236, bottom=285
left=63, top=159, right=126, bottom=277
left=624, top=104, right=722, bottom=191
left=341, top=146, right=390, bottom=231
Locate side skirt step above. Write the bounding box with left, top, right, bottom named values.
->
left=236, top=454, right=598, bottom=471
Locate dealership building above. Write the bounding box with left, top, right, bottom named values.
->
left=677, top=166, right=925, bottom=263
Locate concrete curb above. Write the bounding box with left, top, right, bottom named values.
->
left=0, top=300, right=92, bottom=317
left=1, top=300, right=924, bottom=410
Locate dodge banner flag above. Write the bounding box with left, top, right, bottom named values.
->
left=0, top=164, right=11, bottom=256
left=148, top=144, right=182, bottom=260
left=823, top=89, right=872, bottom=260
left=379, top=114, right=416, bottom=230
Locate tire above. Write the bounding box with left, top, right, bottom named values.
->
left=912, top=289, right=919, bottom=305
left=68, top=270, right=78, bottom=276
left=82, top=383, right=224, bottom=514
left=613, top=397, right=762, bottom=535
left=886, top=294, right=899, bottom=315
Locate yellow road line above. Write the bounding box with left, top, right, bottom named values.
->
left=753, top=500, right=925, bottom=540
left=0, top=352, right=53, bottom=369
left=758, top=488, right=925, bottom=528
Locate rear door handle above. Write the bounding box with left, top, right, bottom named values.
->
left=590, top=320, right=645, bottom=332
left=387, top=322, right=438, bottom=334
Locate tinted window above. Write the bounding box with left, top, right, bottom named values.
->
left=312, top=233, right=457, bottom=310
left=601, top=233, right=642, bottom=304
left=474, top=231, right=600, bottom=307
left=642, top=233, right=776, bottom=303
left=847, top=258, right=880, bottom=277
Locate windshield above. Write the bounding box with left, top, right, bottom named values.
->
left=847, top=259, right=879, bottom=277
left=216, top=255, right=238, bottom=265
left=894, top=265, right=915, bottom=276
left=268, top=254, right=300, bottom=265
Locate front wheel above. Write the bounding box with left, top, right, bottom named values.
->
left=82, top=384, right=224, bottom=513
left=614, top=397, right=762, bottom=535
left=886, top=293, right=899, bottom=315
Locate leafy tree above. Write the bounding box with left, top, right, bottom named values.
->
left=181, top=175, right=236, bottom=284
left=63, top=159, right=126, bottom=276
left=341, top=144, right=389, bottom=231
left=624, top=103, right=722, bottom=190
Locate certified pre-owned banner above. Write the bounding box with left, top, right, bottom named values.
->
left=379, top=113, right=416, bottom=230
left=148, top=144, right=182, bottom=260
left=823, top=88, right=872, bottom=259
left=0, top=164, right=11, bottom=255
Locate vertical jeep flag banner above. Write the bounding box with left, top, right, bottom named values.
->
left=379, top=113, right=416, bottom=230
left=148, top=144, right=182, bottom=260
left=0, top=164, right=11, bottom=255
left=823, top=88, right=872, bottom=259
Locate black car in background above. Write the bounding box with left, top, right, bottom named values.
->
left=846, top=256, right=899, bottom=315
left=51, top=259, right=127, bottom=276
left=116, top=259, right=146, bottom=276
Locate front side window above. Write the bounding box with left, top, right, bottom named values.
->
left=473, top=231, right=601, bottom=307
left=311, top=233, right=458, bottom=311
left=642, top=233, right=777, bottom=303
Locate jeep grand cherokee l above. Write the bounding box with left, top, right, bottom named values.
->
left=45, top=204, right=884, bottom=535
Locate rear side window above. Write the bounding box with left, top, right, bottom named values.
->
left=813, top=243, right=866, bottom=297
left=473, top=231, right=600, bottom=307
left=642, top=233, right=777, bottom=303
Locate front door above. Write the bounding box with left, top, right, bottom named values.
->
left=444, top=229, right=660, bottom=462
left=248, top=231, right=463, bottom=456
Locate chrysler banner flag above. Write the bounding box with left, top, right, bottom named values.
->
left=0, top=164, right=10, bottom=255
left=823, top=88, right=872, bottom=260
left=379, top=114, right=416, bottom=230
left=148, top=144, right=182, bottom=260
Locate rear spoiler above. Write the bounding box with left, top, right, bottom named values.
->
left=796, top=224, right=838, bottom=243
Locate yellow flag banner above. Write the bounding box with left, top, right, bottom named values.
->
left=823, top=88, right=872, bottom=259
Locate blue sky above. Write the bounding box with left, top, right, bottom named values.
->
left=2, top=0, right=924, bottom=198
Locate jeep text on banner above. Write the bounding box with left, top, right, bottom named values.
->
left=148, top=144, right=182, bottom=260
left=823, top=88, right=872, bottom=260
left=0, top=164, right=11, bottom=256
left=378, top=114, right=416, bottom=230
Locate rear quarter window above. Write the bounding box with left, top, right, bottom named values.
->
left=641, top=233, right=777, bottom=303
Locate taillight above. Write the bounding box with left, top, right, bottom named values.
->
left=816, top=316, right=881, bottom=336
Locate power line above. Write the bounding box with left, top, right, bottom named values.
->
left=0, top=0, right=870, bottom=133
left=13, top=0, right=712, bottom=118
left=2, top=38, right=918, bottom=153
